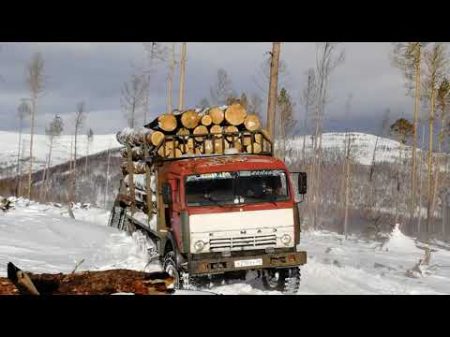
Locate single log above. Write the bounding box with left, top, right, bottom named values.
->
left=147, top=131, right=165, bottom=146
left=212, top=139, right=225, bottom=154
left=158, top=114, right=178, bottom=132
left=225, top=125, right=239, bottom=142
left=243, top=114, right=261, bottom=131
left=241, top=133, right=253, bottom=146
left=201, top=114, right=212, bottom=127
left=116, top=128, right=149, bottom=146
left=203, top=139, right=214, bottom=154
left=193, top=125, right=209, bottom=142
left=181, top=110, right=200, bottom=129
left=254, top=133, right=263, bottom=144
left=231, top=139, right=243, bottom=152
left=210, top=124, right=223, bottom=137
left=120, top=146, right=146, bottom=161
left=246, top=142, right=262, bottom=154
left=2, top=262, right=175, bottom=295
left=121, top=161, right=147, bottom=175
left=209, top=107, right=224, bottom=125
left=225, top=103, right=247, bottom=126
left=176, top=128, right=190, bottom=137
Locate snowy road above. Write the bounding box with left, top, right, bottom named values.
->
left=2, top=199, right=450, bottom=294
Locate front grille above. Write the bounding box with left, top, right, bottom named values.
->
left=209, top=234, right=277, bottom=252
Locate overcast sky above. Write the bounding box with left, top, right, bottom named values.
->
left=0, top=42, right=416, bottom=135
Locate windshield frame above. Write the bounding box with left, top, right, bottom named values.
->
left=183, top=169, right=291, bottom=207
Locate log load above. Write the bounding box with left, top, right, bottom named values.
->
left=0, top=262, right=175, bottom=295
left=118, top=104, right=269, bottom=160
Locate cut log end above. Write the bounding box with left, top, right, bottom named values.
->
left=209, top=107, right=224, bottom=125
left=181, top=110, right=200, bottom=129
left=225, top=103, right=247, bottom=126
left=158, top=114, right=178, bottom=132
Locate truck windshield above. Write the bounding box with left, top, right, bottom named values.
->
left=185, top=170, right=289, bottom=206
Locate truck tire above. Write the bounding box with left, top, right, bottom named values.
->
left=162, top=251, right=181, bottom=289
left=262, top=267, right=301, bottom=294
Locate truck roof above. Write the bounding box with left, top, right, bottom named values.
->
left=161, top=155, right=288, bottom=176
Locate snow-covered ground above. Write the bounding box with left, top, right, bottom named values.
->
left=0, top=131, right=120, bottom=178
left=2, top=199, right=450, bottom=294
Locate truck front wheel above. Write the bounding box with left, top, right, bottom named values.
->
left=162, top=252, right=181, bottom=289
left=262, top=267, right=301, bottom=294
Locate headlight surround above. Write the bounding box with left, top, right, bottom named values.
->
left=281, top=234, right=292, bottom=246
left=194, top=240, right=205, bottom=252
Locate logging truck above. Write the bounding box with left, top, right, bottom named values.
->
left=110, top=105, right=307, bottom=293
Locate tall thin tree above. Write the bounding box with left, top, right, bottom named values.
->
left=423, top=43, right=448, bottom=237
left=393, top=43, right=424, bottom=221
left=178, top=42, right=187, bottom=111
left=26, top=52, right=45, bottom=200
left=71, top=101, right=86, bottom=202
left=266, top=42, right=281, bottom=141
left=42, top=115, right=64, bottom=201
left=15, top=99, right=31, bottom=196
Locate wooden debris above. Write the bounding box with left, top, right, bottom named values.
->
left=1, top=262, right=175, bottom=295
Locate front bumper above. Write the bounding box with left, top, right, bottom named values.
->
left=188, top=250, right=307, bottom=275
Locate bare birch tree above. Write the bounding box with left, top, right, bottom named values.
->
left=85, top=128, right=94, bottom=175
left=311, top=42, right=345, bottom=230
left=71, top=101, right=86, bottom=202
left=26, top=52, right=45, bottom=200
left=423, top=43, right=448, bottom=237
left=300, top=68, right=316, bottom=164
left=42, top=115, right=64, bottom=201
left=15, top=99, right=31, bottom=196
left=210, top=68, right=236, bottom=106
left=393, top=43, right=424, bottom=220
left=121, top=74, right=149, bottom=128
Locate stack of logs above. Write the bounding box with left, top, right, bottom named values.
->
left=116, top=103, right=269, bottom=164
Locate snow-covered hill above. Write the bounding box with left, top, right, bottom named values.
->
left=285, top=132, right=417, bottom=166
left=0, top=131, right=120, bottom=179
left=2, top=199, right=450, bottom=294
left=1, top=130, right=447, bottom=180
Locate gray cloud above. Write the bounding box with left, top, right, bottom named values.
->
left=0, top=42, right=426, bottom=135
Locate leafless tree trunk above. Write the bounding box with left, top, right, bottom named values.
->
left=26, top=52, right=44, bottom=201
left=343, top=132, right=352, bottom=239
left=178, top=42, right=187, bottom=111
left=16, top=100, right=31, bottom=197
left=310, top=43, right=345, bottom=230
left=300, top=69, right=316, bottom=164
left=167, top=43, right=176, bottom=113
left=424, top=43, right=447, bottom=237
left=72, top=102, right=86, bottom=202
left=104, top=144, right=111, bottom=209
left=266, top=42, right=281, bottom=141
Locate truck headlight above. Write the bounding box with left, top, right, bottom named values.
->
left=194, top=240, right=205, bottom=252
left=281, top=234, right=292, bottom=246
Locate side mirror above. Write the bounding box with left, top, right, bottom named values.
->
left=162, top=183, right=172, bottom=205
left=298, top=172, right=307, bottom=195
